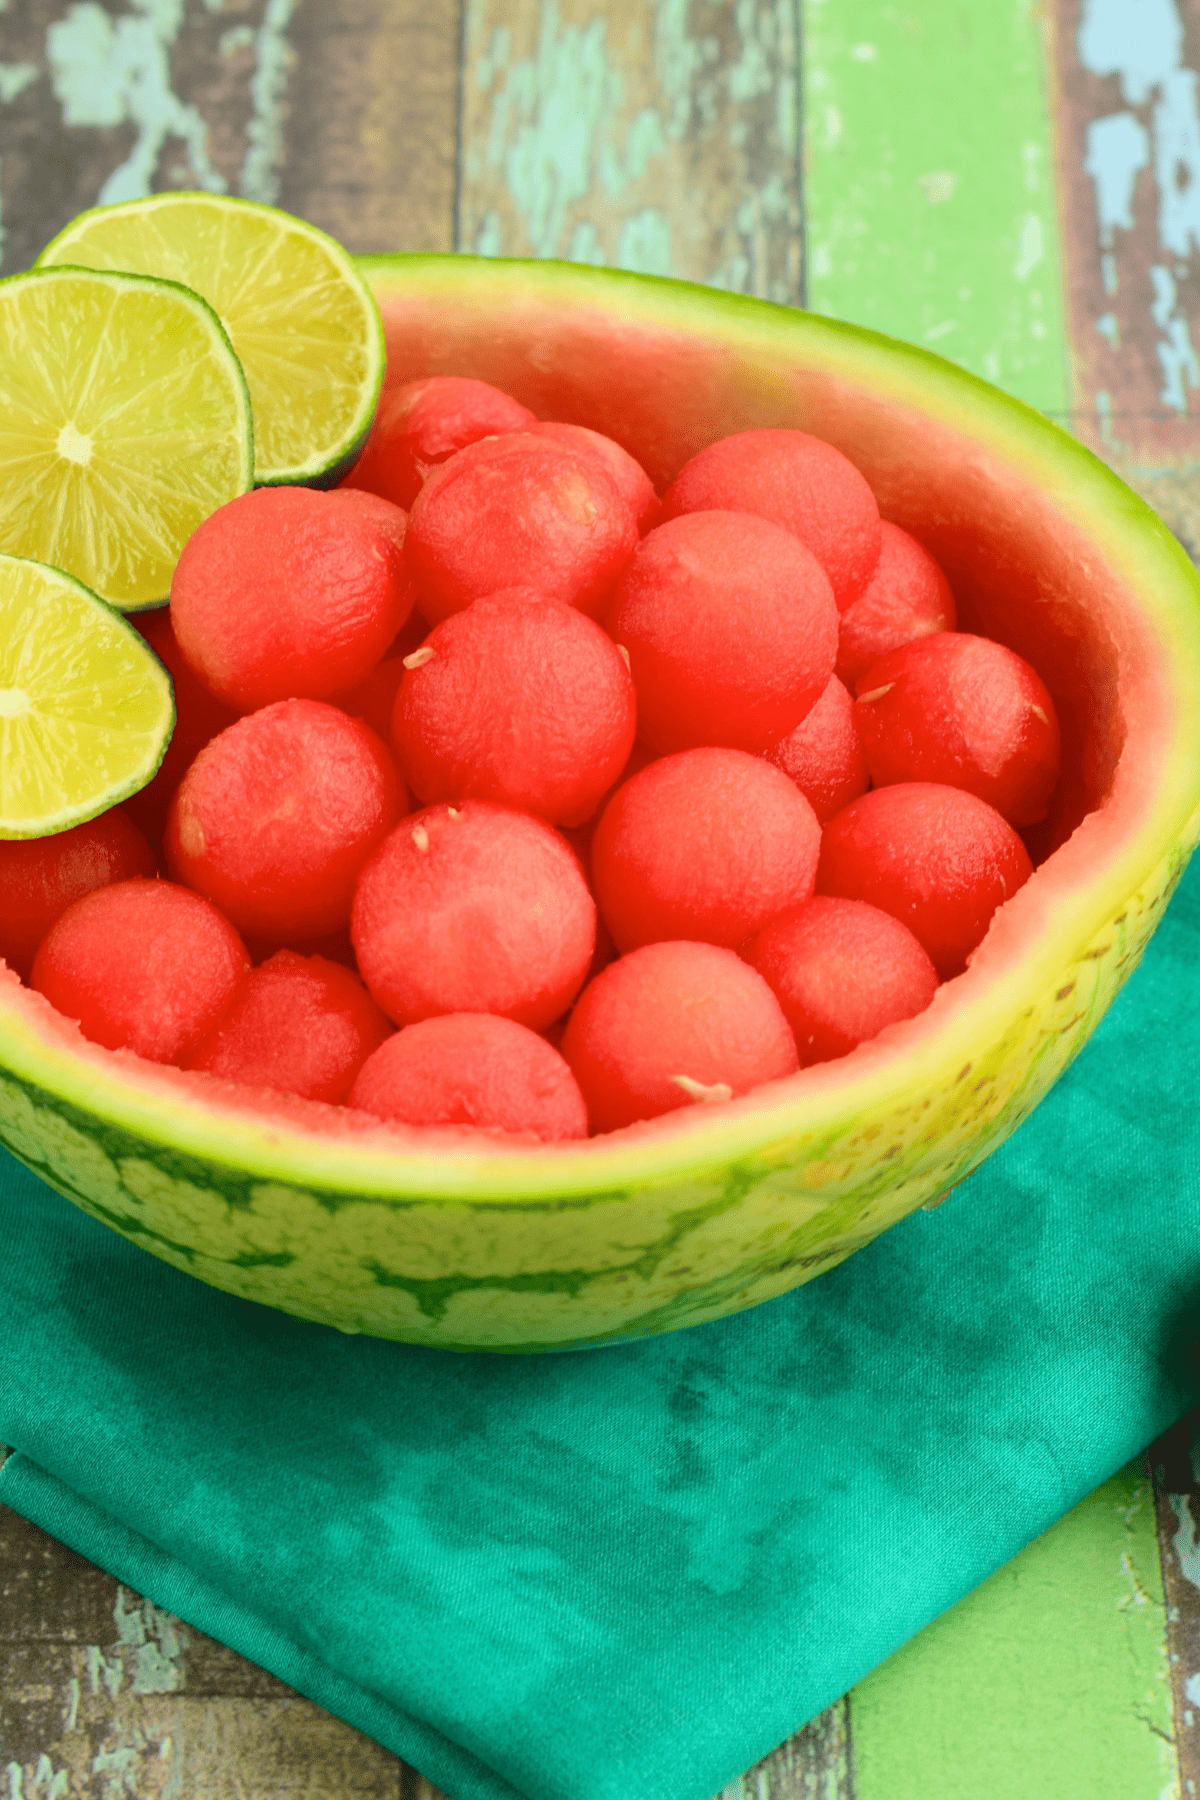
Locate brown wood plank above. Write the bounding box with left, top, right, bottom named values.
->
left=0, top=0, right=459, bottom=279
left=1151, top=1411, right=1200, bottom=1800
left=1047, top=0, right=1200, bottom=549
left=457, top=0, right=802, bottom=299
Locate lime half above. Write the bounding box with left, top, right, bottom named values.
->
left=0, top=265, right=253, bottom=611
left=0, top=555, right=174, bottom=838
left=39, top=194, right=386, bottom=488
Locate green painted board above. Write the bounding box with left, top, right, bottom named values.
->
left=801, top=0, right=1071, bottom=416
left=850, top=1462, right=1177, bottom=1800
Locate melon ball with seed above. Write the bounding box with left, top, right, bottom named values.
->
left=530, top=421, right=660, bottom=533
left=31, top=878, right=249, bottom=1063
left=340, top=375, right=537, bottom=509
left=404, top=433, right=639, bottom=624
left=182, top=950, right=393, bottom=1104
left=816, top=783, right=1034, bottom=979
left=561, top=941, right=799, bottom=1133
left=170, top=487, right=413, bottom=712
left=0, top=809, right=159, bottom=981
left=350, top=1013, right=589, bottom=1141
left=743, top=897, right=939, bottom=1067
left=835, top=520, right=956, bottom=687
left=853, top=633, right=1061, bottom=826
left=660, top=428, right=882, bottom=612
left=351, top=800, right=596, bottom=1030
left=768, top=675, right=869, bottom=824
left=590, top=748, right=822, bottom=953
left=165, top=699, right=407, bottom=942
left=392, top=590, right=637, bottom=825
left=606, top=511, right=838, bottom=755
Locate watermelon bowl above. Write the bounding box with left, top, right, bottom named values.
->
left=2, top=255, right=1200, bottom=1355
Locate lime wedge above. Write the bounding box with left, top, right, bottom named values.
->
left=0, top=555, right=175, bottom=838
left=0, top=265, right=253, bottom=612
left=38, top=194, right=386, bottom=488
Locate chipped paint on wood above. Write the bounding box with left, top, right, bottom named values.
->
left=715, top=1700, right=850, bottom=1798
left=1048, top=0, right=1200, bottom=536
left=458, top=0, right=802, bottom=299
left=801, top=0, right=1070, bottom=415
left=1151, top=1413, right=1200, bottom=1799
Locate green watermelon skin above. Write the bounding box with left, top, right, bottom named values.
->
left=0, top=824, right=1191, bottom=1352
left=1, top=254, right=1198, bottom=1353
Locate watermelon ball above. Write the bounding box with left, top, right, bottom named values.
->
left=591, top=748, right=822, bottom=953
left=660, top=428, right=882, bottom=612
left=743, top=897, right=939, bottom=1067
left=392, top=591, right=637, bottom=826
left=182, top=950, right=393, bottom=1104
left=561, top=940, right=799, bottom=1134
left=606, top=511, right=838, bottom=756
left=349, top=1013, right=589, bottom=1141
left=529, top=421, right=661, bottom=533
left=165, top=699, right=406, bottom=942
left=31, top=878, right=249, bottom=1063
left=404, top=433, right=639, bottom=625
left=836, top=520, right=956, bottom=687
left=324, top=486, right=409, bottom=556
left=854, top=632, right=1061, bottom=826
left=0, top=810, right=159, bottom=982
left=170, top=487, right=413, bottom=712
left=816, top=784, right=1034, bottom=979
left=336, top=653, right=409, bottom=742
left=351, top=800, right=596, bottom=1029
left=340, top=375, right=536, bottom=509
left=126, top=607, right=238, bottom=844
left=769, top=674, right=869, bottom=823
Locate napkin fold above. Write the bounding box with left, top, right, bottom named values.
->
left=3, top=857, right=1200, bottom=1800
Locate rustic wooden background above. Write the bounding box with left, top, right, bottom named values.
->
left=2, top=0, right=1199, bottom=1795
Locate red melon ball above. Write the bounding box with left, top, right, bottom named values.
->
left=324, top=486, right=409, bottom=556
left=31, top=878, right=249, bottom=1063
left=404, top=433, right=639, bottom=625
left=591, top=748, right=822, bottom=953
left=392, top=591, right=637, bottom=825
left=126, top=608, right=239, bottom=844
left=529, top=421, right=660, bottom=533
left=768, top=674, right=869, bottom=824
left=561, top=941, right=799, bottom=1134
left=816, top=784, right=1034, bottom=979
left=0, top=810, right=159, bottom=981
left=170, top=487, right=413, bottom=712
left=853, top=632, right=1062, bottom=827
left=660, top=428, right=882, bottom=612
left=165, top=700, right=407, bottom=942
left=182, top=950, right=393, bottom=1104
left=606, top=511, right=837, bottom=755
left=350, top=1013, right=589, bottom=1141
left=351, top=801, right=596, bottom=1030
left=340, top=375, right=537, bottom=509
left=336, top=654, right=409, bottom=742
left=743, top=897, right=939, bottom=1066
left=835, top=520, right=956, bottom=687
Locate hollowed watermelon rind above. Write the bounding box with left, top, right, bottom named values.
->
left=0, top=255, right=1198, bottom=1353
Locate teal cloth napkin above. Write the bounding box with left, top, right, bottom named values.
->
left=2, top=856, right=1200, bottom=1800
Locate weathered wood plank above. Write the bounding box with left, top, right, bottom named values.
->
left=0, top=0, right=459, bottom=279
left=0, top=1501, right=406, bottom=1798
left=458, top=0, right=802, bottom=300
left=1150, top=1411, right=1200, bottom=1800
left=715, top=1701, right=850, bottom=1799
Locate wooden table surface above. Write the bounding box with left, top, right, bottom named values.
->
left=2, top=2, right=1200, bottom=1795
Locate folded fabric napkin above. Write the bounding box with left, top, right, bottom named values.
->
left=3, top=857, right=1200, bottom=1800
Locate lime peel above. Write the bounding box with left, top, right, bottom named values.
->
left=0, top=554, right=175, bottom=839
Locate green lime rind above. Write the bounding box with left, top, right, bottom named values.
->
left=38, top=193, right=386, bottom=489
left=0, top=264, right=254, bottom=612
left=0, top=554, right=175, bottom=839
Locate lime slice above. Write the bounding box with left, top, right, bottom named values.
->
left=0, top=555, right=175, bottom=838
left=0, top=265, right=253, bottom=612
left=38, top=194, right=386, bottom=488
